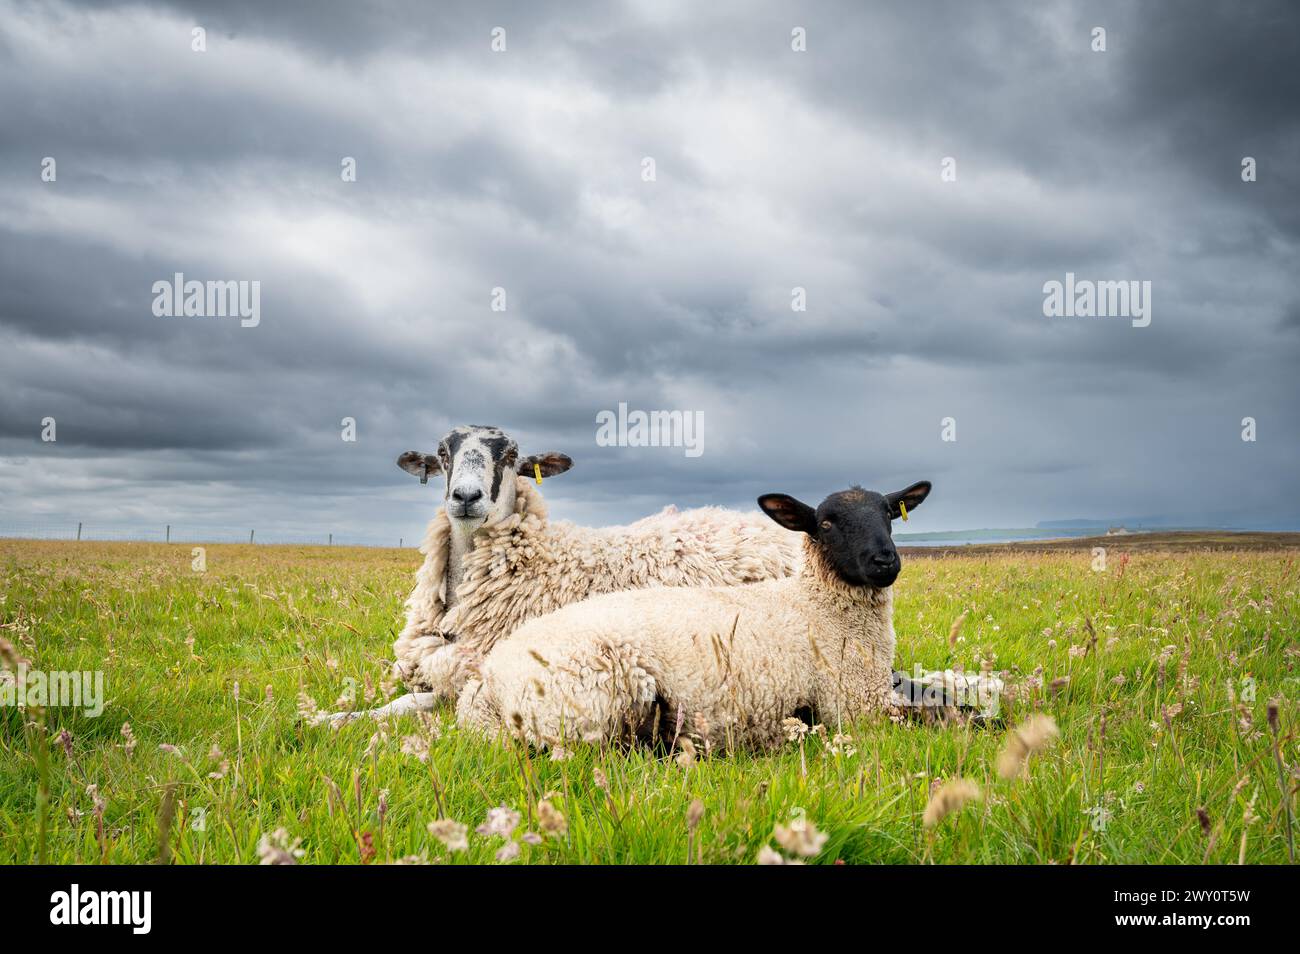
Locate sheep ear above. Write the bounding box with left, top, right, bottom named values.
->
left=397, top=451, right=441, bottom=484
left=757, top=494, right=818, bottom=536
left=520, top=452, right=573, bottom=478
left=885, top=481, right=931, bottom=519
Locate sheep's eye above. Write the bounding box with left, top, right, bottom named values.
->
left=820, top=520, right=833, bottom=531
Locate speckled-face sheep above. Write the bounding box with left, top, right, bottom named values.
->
left=455, top=480, right=933, bottom=750
left=325, top=425, right=801, bottom=724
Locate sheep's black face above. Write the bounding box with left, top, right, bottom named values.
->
left=395, top=426, right=574, bottom=526
left=758, top=482, right=933, bottom=589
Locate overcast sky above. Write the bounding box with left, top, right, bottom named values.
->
left=1, top=0, right=1297, bottom=544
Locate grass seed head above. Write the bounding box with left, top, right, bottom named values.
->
left=923, top=778, right=982, bottom=827
left=996, top=714, right=1059, bottom=780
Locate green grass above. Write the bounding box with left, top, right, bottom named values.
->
left=1, top=539, right=1297, bottom=864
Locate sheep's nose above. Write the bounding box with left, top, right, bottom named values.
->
left=870, top=551, right=897, bottom=567
left=452, top=487, right=483, bottom=505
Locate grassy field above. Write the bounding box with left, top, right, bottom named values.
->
left=1, top=537, right=1297, bottom=865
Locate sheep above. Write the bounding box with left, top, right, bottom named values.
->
left=455, top=480, right=937, bottom=750
left=324, top=425, right=801, bottom=724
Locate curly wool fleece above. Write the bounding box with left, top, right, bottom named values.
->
left=392, top=476, right=801, bottom=701
left=455, top=537, right=899, bottom=750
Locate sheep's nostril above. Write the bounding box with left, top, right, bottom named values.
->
left=452, top=487, right=484, bottom=504
left=871, top=552, right=897, bottom=567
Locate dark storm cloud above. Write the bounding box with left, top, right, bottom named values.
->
left=1, top=0, right=1297, bottom=543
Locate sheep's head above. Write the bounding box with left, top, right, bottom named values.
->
left=757, top=481, right=931, bottom=588
left=396, top=425, right=572, bottom=529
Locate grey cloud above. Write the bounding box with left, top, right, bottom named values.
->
left=1, top=0, right=1297, bottom=542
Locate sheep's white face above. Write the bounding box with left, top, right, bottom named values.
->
left=397, top=425, right=573, bottom=533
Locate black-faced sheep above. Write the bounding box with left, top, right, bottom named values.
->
left=455, top=481, right=936, bottom=748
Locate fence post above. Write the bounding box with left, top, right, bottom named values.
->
left=328, top=533, right=333, bottom=546
left=249, top=529, right=255, bottom=545
left=399, top=537, right=403, bottom=549
left=77, top=522, right=82, bottom=541
left=166, top=524, right=170, bottom=543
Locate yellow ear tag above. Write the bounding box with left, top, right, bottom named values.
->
left=898, top=500, right=909, bottom=521
left=534, top=463, right=543, bottom=485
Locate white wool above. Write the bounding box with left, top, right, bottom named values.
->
left=391, top=476, right=801, bottom=702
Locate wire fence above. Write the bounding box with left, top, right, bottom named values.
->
left=0, top=523, right=413, bottom=549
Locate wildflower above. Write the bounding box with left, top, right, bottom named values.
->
left=119, top=722, right=137, bottom=757
left=58, top=728, right=74, bottom=758
left=828, top=733, right=856, bottom=757
left=756, top=845, right=801, bottom=865
left=86, top=783, right=106, bottom=813
left=996, top=714, right=1059, bottom=780
left=359, top=830, right=376, bottom=864
left=495, top=840, right=520, bottom=863
left=257, top=828, right=304, bottom=865
left=400, top=734, right=430, bottom=762
left=426, top=819, right=469, bottom=852
left=592, top=768, right=609, bottom=791
left=923, top=778, right=982, bottom=827
left=773, top=816, right=828, bottom=857
left=295, top=691, right=320, bottom=722
left=1196, top=807, right=1211, bottom=837
left=537, top=799, right=568, bottom=837
left=477, top=805, right=521, bottom=839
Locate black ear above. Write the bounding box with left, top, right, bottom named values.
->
left=520, top=452, right=573, bottom=478
left=885, top=481, right=931, bottom=519
left=757, top=493, right=818, bottom=536
left=397, top=451, right=442, bottom=484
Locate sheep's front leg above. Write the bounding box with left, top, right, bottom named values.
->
left=315, top=692, right=438, bottom=728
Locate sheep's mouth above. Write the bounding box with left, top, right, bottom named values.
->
left=448, top=506, right=488, bottom=524
left=846, top=559, right=900, bottom=589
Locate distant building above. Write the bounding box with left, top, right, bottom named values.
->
left=1106, top=525, right=1130, bottom=536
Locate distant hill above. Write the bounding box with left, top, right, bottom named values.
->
left=904, top=530, right=1300, bottom=556
left=1038, top=513, right=1300, bottom=532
